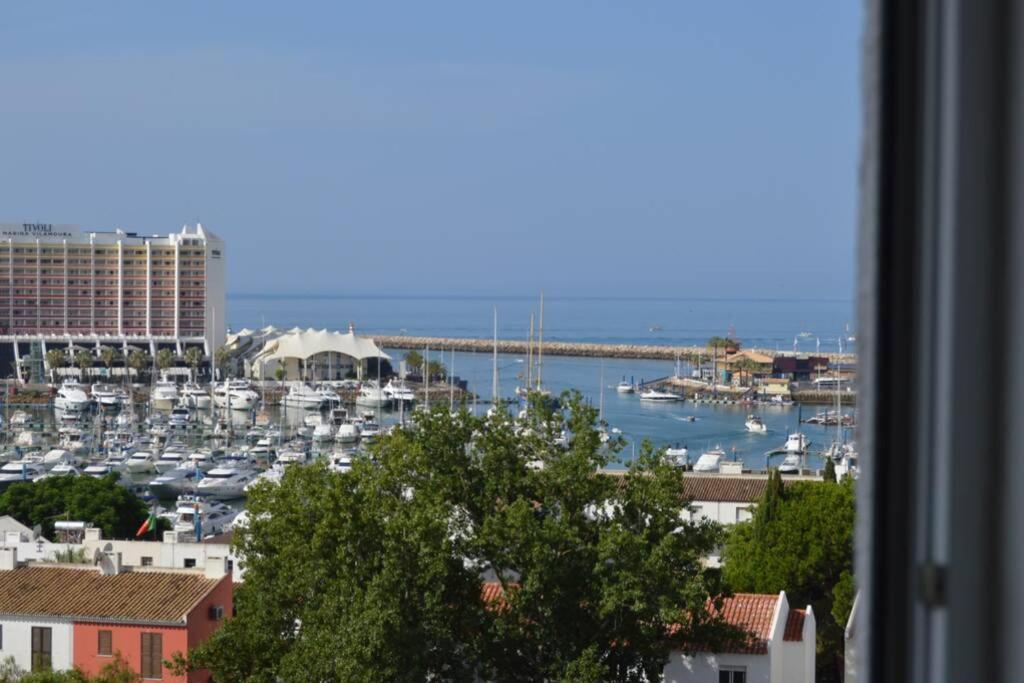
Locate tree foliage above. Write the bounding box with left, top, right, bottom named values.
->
left=127, top=350, right=149, bottom=380
left=73, top=350, right=93, bottom=375
left=99, top=346, right=121, bottom=371
left=45, top=349, right=67, bottom=382
left=179, top=394, right=730, bottom=681
left=403, top=349, right=423, bottom=371
left=721, top=475, right=855, bottom=681
left=3, top=653, right=141, bottom=682
left=183, top=347, right=204, bottom=380
left=0, top=474, right=153, bottom=539
left=154, top=349, right=175, bottom=372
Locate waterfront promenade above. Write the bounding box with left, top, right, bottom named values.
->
left=375, top=334, right=855, bottom=363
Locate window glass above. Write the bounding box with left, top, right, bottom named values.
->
left=98, top=630, right=112, bottom=656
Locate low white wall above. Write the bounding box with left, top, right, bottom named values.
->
left=664, top=652, right=771, bottom=683
left=0, top=615, right=73, bottom=673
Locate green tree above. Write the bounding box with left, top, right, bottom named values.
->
left=426, top=359, right=446, bottom=380
left=721, top=477, right=855, bottom=682
left=15, top=653, right=141, bottom=681
left=214, top=347, right=231, bottom=380
left=45, top=349, right=67, bottom=383
left=154, top=348, right=175, bottom=374
left=823, top=457, right=837, bottom=483
left=183, top=347, right=204, bottom=382
left=404, top=349, right=423, bottom=372
left=99, top=346, right=121, bottom=376
left=0, top=474, right=155, bottom=539
left=74, top=349, right=93, bottom=380
left=176, top=394, right=731, bottom=681
left=273, top=365, right=286, bottom=383
left=127, top=349, right=149, bottom=382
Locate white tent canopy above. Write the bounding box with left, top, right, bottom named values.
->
left=254, top=327, right=390, bottom=364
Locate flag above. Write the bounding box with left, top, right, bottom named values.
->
left=136, top=509, right=157, bottom=537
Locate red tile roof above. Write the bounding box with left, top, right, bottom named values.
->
left=683, top=476, right=772, bottom=503
left=0, top=566, right=222, bottom=624
left=481, top=581, right=516, bottom=611
left=707, top=593, right=780, bottom=654
left=784, top=608, right=807, bottom=641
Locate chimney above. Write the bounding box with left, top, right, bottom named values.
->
left=163, top=530, right=179, bottom=544
left=98, top=551, right=123, bottom=576
left=0, top=548, right=17, bottom=571
left=204, top=556, right=228, bottom=579
left=84, top=527, right=102, bottom=542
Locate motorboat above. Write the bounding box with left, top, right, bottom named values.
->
left=313, top=420, right=335, bottom=442
left=196, top=466, right=260, bottom=499
left=665, top=444, right=689, bottom=467
left=60, top=429, right=93, bottom=456
left=45, top=463, right=81, bottom=478
left=778, top=453, right=802, bottom=475
left=148, top=465, right=203, bottom=498
left=113, top=411, right=135, bottom=430
left=335, top=422, right=360, bottom=444
left=125, top=451, right=156, bottom=473
left=153, top=449, right=189, bottom=473
left=180, top=382, right=212, bottom=409
left=330, top=453, right=353, bottom=474
left=282, top=383, right=326, bottom=409
left=692, top=447, right=726, bottom=473
left=360, top=422, right=382, bottom=442
left=169, top=495, right=238, bottom=538
left=275, top=449, right=308, bottom=465
left=251, top=437, right=275, bottom=456
left=784, top=432, right=811, bottom=453
left=54, top=380, right=92, bottom=411
left=639, top=389, right=680, bottom=402
left=383, top=379, right=416, bottom=405
left=9, top=411, right=33, bottom=428
left=245, top=463, right=287, bottom=491
left=14, top=430, right=44, bottom=448
left=212, top=380, right=259, bottom=411
left=150, top=378, right=179, bottom=409
left=355, top=381, right=391, bottom=408
left=317, top=386, right=342, bottom=406
left=101, top=452, right=130, bottom=471
left=0, top=460, right=47, bottom=489
left=304, top=413, right=324, bottom=428
left=616, top=378, right=635, bottom=394
left=187, top=449, right=222, bottom=472
left=90, top=383, right=126, bottom=408
left=168, top=406, right=192, bottom=428
left=745, top=415, right=768, bottom=433
left=83, top=463, right=121, bottom=479
left=41, top=448, right=75, bottom=469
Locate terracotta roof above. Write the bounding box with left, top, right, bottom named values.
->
left=481, top=581, right=517, bottom=611
left=683, top=475, right=771, bottom=503
left=708, top=593, right=779, bottom=654
left=0, top=566, right=221, bottom=624
left=784, top=608, right=806, bottom=642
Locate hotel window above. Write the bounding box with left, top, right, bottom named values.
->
left=31, top=626, right=51, bottom=671
left=718, top=668, right=746, bottom=683
left=140, top=632, right=162, bottom=679
left=98, top=629, right=112, bottom=656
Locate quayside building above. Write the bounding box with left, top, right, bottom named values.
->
left=0, top=222, right=225, bottom=381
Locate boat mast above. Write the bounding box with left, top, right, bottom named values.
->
left=492, top=307, right=499, bottom=405
left=424, top=345, right=430, bottom=411
left=536, top=291, right=544, bottom=391
left=527, top=312, right=534, bottom=393
left=836, top=336, right=843, bottom=446
left=598, top=360, right=605, bottom=423
left=449, top=346, right=455, bottom=411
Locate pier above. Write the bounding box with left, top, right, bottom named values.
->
left=375, top=335, right=855, bottom=364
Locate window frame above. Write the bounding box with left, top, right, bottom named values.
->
left=98, top=629, right=112, bottom=657
left=31, top=626, right=52, bottom=672
left=140, top=632, right=163, bottom=680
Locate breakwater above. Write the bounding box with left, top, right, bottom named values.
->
left=375, top=335, right=855, bottom=364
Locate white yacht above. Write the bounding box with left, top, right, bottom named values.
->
left=212, top=380, right=259, bottom=411
left=312, top=420, right=335, bottom=442
left=317, top=385, right=343, bottom=406
left=148, top=465, right=202, bottom=498
left=45, top=463, right=81, bottom=478
left=335, top=421, right=360, bottom=444
left=383, top=379, right=416, bottom=405
left=784, top=432, right=811, bottom=453
left=101, top=452, right=131, bottom=471
left=360, top=422, right=382, bottom=442
left=665, top=444, right=689, bottom=467
left=168, top=406, right=192, bottom=428
left=244, top=463, right=287, bottom=491
left=282, top=383, right=325, bottom=409
left=83, top=463, right=122, bottom=479
left=54, top=380, right=92, bottom=411
left=196, top=466, right=259, bottom=499
left=90, top=383, right=126, bottom=408
left=0, top=461, right=47, bottom=489
left=187, top=450, right=221, bottom=472
left=151, top=378, right=179, bottom=409
left=125, top=451, right=156, bottom=474
left=330, top=453, right=353, bottom=474
left=180, top=383, right=212, bottom=409
left=9, top=411, right=33, bottom=428
left=745, top=415, right=768, bottom=433
left=153, top=449, right=188, bottom=473
left=778, top=453, right=802, bottom=475
left=60, top=429, right=93, bottom=456
left=170, top=496, right=237, bottom=538
left=14, top=430, right=44, bottom=448
left=639, top=389, right=680, bottom=402
left=692, top=446, right=726, bottom=473
left=355, top=381, right=391, bottom=408
left=41, top=448, right=75, bottom=469
left=616, top=378, right=635, bottom=394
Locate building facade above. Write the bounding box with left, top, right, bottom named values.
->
left=0, top=222, right=225, bottom=380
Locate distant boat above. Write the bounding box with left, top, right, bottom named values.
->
left=778, top=453, right=802, bottom=474
left=745, top=415, right=767, bottom=433
left=693, top=446, right=725, bottom=473
left=649, top=325, right=664, bottom=332
left=639, top=389, right=680, bottom=402
left=665, top=444, right=689, bottom=467
left=616, top=376, right=635, bottom=394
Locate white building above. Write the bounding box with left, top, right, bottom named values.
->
left=664, top=591, right=816, bottom=683
left=0, top=222, right=225, bottom=381
left=0, top=548, right=74, bottom=672
left=80, top=527, right=243, bottom=582
left=683, top=473, right=822, bottom=526
left=232, top=324, right=389, bottom=381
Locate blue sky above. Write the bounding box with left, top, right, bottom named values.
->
left=0, top=2, right=860, bottom=300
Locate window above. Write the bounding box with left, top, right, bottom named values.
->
left=719, top=668, right=746, bottom=683
left=31, top=626, right=51, bottom=671
left=98, top=629, right=112, bottom=656
left=140, top=556, right=153, bottom=567
left=140, top=632, right=162, bottom=680
left=184, top=558, right=196, bottom=568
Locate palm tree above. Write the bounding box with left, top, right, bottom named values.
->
left=155, top=348, right=175, bottom=376
left=127, top=349, right=149, bottom=382
left=45, top=349, right=67, bottom=383
left=99, top=346, right=121, bottom=378
left=183, top=347, right=204, bottom=382
left=274, top=365, right=286, bottom=383
left=214, top=347, right=231, bottom=381
left=74, top=349, right=94, bottom=380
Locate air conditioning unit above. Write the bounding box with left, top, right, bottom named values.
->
left=209, top=605, right=224, bottom=620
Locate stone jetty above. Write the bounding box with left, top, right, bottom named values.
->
left=373, top=335, right=855, bottom=364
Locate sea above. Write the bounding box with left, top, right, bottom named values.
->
left=227, top=294, right=857, bottom=472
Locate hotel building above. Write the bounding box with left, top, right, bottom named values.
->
left=0, top=222, right=225, bottom=380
